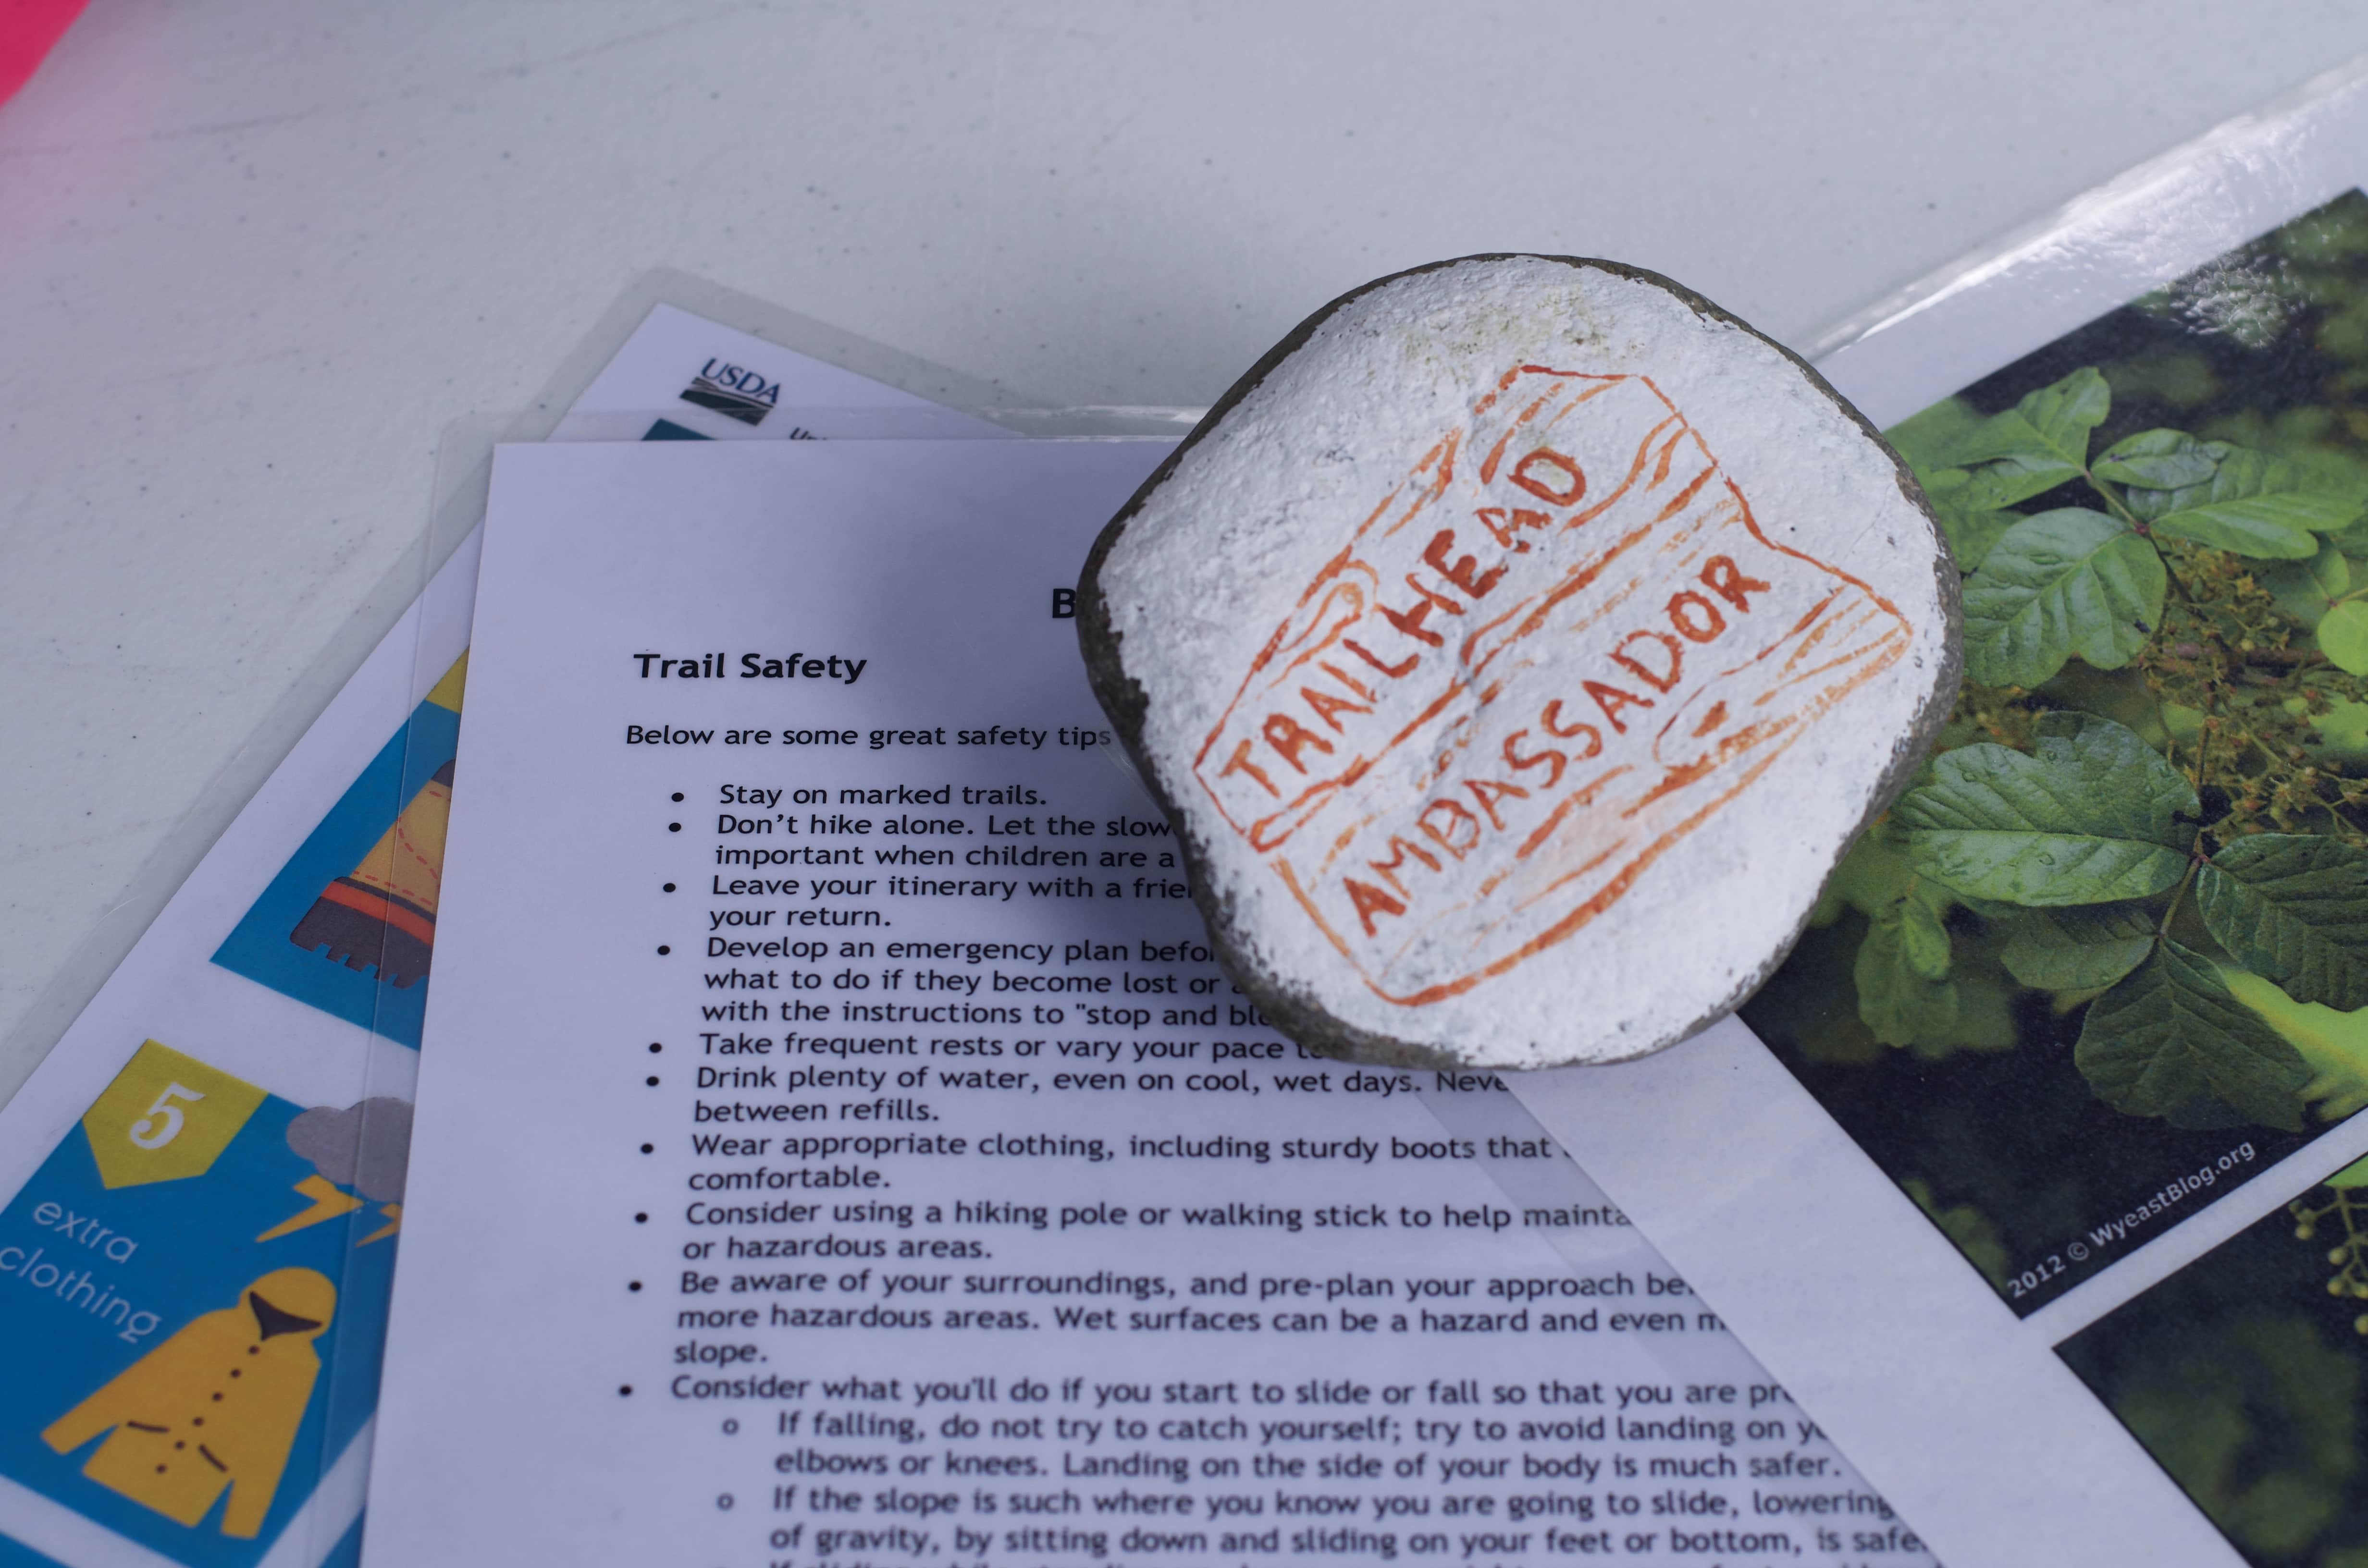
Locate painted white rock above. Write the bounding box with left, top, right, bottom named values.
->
left=1078, top=256, right=1958, bottom=1069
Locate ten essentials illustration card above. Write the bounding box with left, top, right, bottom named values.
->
left=0, top=518, right=469, bottom=1568
left=1515, top=61, right=2368, bottom=1568
left=0, top=303, right=1003, bottom=1568
left=0, top=1042, right=398, bottom=1566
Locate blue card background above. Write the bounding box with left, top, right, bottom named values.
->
left=0, top=1091, right=396, bottom=1565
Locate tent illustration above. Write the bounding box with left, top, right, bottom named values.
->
left=287, top=757, right=452, bottom=988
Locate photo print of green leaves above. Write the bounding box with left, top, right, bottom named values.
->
left=1745, top=191, right=2368, bottom=1315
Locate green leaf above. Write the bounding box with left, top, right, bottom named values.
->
left=2093, top=429, right=2225, bottom=489
left=2001, top=903, right=2158, bottom=991
left=2314, top=538, right=2351, bottom=598
left=2255, top=537, right=2349, bottom=628
left=2222, top=964, right=2368, bottom=1122
left=1949, top=458, right=2079, bottom=514
left=1960, top=509, right=2165, bottom=686
left=1882, top=396, right=1992, bottom=482
left=1924, top=368, right=2113, bottom=512
left=1851, top=880, right=1960, bottom=1048
left=2125, top=447, right=2360, bottom=557
left=2075, top=941, right=2310, bottom=1130
left=1928, top=493, right=2023, bottom=573
left=2035, top=661, right=2170, bottom=750
left=2305, top=696, right=2368, bottom=765
left=1813, top=827, right=1916, bottom=927
left=2319, top=600, right=2368, bottom=675
left=2150, top=512, right=2320, bottom=560
left=1854, top=906, right=1959, bottom=1048
left=1899, top=888, right=1952, bottom=980
left=2319, top=509, right=2368, bottom=555
left=1896, top=713, right=2197, bottom=906
left=2197, top=834, right=2368, bottom=1010
left=1944, top=509, right=2023, bottom=574
left=2003, top=367, right=2111, bottom=468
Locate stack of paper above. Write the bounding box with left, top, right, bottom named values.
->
left=17, top=61, right=2368, bottom=1568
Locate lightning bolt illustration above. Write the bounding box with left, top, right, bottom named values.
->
left=257, top=1173, right=365, bottom=1241
left=359, top=1203, right=402, bottom=1245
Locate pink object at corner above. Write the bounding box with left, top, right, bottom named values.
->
left=0, top=0, right=88, bottom=107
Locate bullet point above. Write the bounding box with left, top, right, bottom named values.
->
left=657, top=945, right=670, bottom=955
left=641, top=1142, right=654, bottom=1153
left=646, top=1076, right=659, bottom=1086
left=672, top=792, right=685, bottom=801
left=668, top=822, right=681, bottom=833
left=629, top=1281, right=642, bottom=1292
left=619, top=1385, right=633, bottom=1396
left=663, top=882, right=677, bottom=892
left=634, top=1213, right=648, bottom=1224
left=649, top=1042, right=663, bottom=1053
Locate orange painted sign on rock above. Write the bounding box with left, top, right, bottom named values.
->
left=1194, top=366, right=1912, bottom=1006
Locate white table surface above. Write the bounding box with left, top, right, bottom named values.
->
left=6, top=0, right=2368, bottom=1102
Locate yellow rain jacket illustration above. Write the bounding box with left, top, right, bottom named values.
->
left=41, top=1266, right=336, bottom=1537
